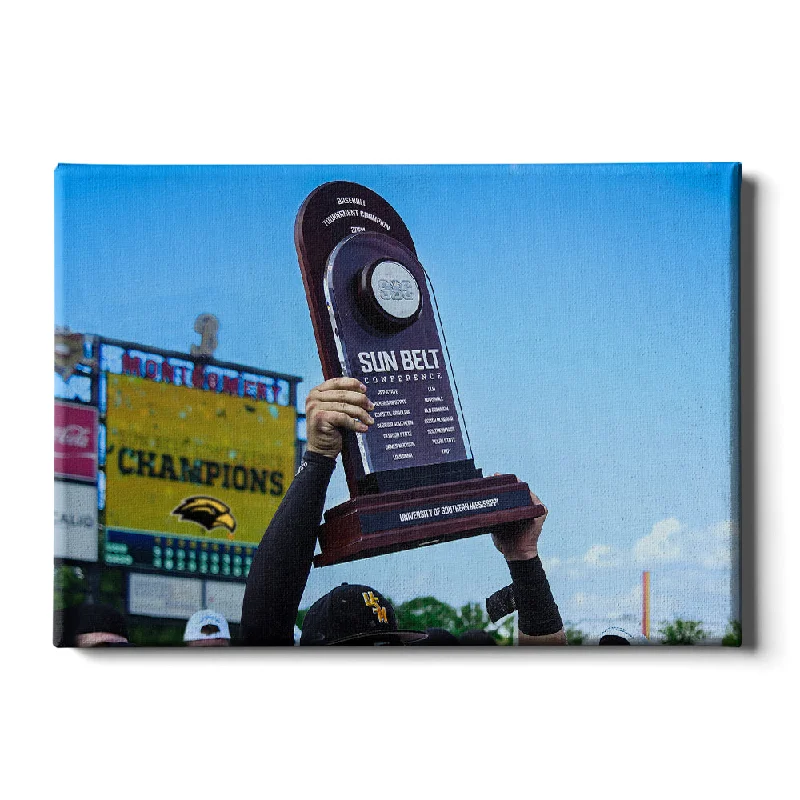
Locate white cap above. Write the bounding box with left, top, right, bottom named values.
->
left=183, top=609, right=231, bottom=642
left=598, top=626, right=652, bottom=645
left=599, top=626, right=634, bottom=643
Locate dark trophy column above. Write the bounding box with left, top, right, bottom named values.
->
left=295, top=181, right=544, bottom=566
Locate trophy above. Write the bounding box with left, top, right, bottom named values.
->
left=295, top=181, right=544, bottom=566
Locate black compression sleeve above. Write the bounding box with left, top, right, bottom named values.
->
left=507, top=556, right=563, bottom=637
left=240, top=450, right=336, bottom=645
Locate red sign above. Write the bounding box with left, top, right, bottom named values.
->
left=55, top=402, right=98, bottom=482
left=118, top=352, right=284, bottom=404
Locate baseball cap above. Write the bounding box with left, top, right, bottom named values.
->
left=299, top=583, right=427, bottom=646
left=183, top=609, right=231, bottom=642
left=73, top=603, right=129, bottom=639
left=598, top=626, right=638, bottom=645
left=60, top=603, right=134, bottom=647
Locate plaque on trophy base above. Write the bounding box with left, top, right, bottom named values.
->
left=295, top=181, right=544, bottom=566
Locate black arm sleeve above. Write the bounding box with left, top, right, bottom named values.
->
left=507, top=556, right=564, bottom=637
left=240, top=450, right=336, bottom=645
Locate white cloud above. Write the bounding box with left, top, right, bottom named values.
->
left=583, top=543, right=614, bottom=566
left=634, top=518, right=683, bottom=564
left=547, top=518, right=738, bottom=639
left=632, top=517, right=738, bottom=571
left=541, top=555, right=561, bottom=570
left=699, top=520, right=738, bottom=569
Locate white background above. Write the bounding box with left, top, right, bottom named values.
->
left=3, top=2, right=796, bottom=799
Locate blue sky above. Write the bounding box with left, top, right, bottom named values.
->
left=55, top=163, right=739, bottom=639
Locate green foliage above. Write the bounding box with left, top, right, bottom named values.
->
left=53, top=566, right=86, bottom=611
left=458, top=601, right=490, bottom=632
left=99, top=568, right=125, bottom=608
left=128, top=618, right=185, bottom=646
left=296, top=608, right=307, bottom=630
left=565, top=626, right=585, bottom=645
left=659, top=618, right=707, bottom=645
left=722, top=620, right=742, bottom=647
left=53, top=566, right=126, bottom=612
left=392, top=596, right=513, bottom=644
left=394, top=596, right=462, bottom=634
left=494, top=617, right=515, bottom=646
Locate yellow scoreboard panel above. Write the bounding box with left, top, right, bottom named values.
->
left=105, top=373, right=296, bottom=547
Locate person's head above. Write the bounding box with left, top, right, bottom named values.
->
left=299, top=583, right=427, bottom=646
left=69, top=603, right=132, bottom=647
left=183, top=609, right=231, bottom=646
left=411, top=627, right=460, bottom=646
left=598, top=626, right=634, bottom=646
left=459, top=629, right=498, bottom=646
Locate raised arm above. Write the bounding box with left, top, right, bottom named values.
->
left=491, top=492, right=567, bottom=645
left=240, top=378, right=374, bottom=645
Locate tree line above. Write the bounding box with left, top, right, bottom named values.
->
left=55, top=566, right=742, bottom=646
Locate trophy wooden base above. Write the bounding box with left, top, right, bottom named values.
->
left=313, top=473, right=545, bottom=567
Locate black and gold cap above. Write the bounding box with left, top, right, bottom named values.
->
left=299, top=583, right=427, bottom=646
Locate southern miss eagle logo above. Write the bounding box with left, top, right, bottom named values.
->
left=172, top=496, right=237, bottom=537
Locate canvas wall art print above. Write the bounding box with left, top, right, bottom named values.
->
left=54, top=163, right=741, bottom=647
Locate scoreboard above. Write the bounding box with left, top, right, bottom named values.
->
left=97, top=339, right=300, bottom=580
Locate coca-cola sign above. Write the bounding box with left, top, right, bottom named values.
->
left=55, top=424, right=91, bottom=448
left=55, top=402, right=97, bottom=482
